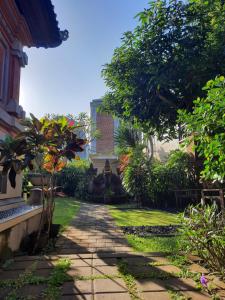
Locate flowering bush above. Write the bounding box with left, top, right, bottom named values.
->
left=179, top=204, right=225, bottom=277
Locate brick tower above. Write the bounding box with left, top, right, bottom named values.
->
left=90, top=99, right=119, bottom=174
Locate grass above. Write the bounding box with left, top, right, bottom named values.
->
left=53, top=197, right=80, bottom=230
left=108, top=205, right=180, bottom=253
left=108, top=205, right=179, bottom=226
left=118, top=260, right=140, bottom=300
left=126, top=234, right=180, bottom=253
left=1, top=259, right=72, bottom=300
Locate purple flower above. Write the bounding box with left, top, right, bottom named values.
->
left=200, top=274, right=208, bottom=287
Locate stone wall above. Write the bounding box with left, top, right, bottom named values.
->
left=152, top=137, right=179, bottom=161
left=0, top=209, right=42, bottom=260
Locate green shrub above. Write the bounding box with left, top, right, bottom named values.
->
left=179, top=204, right=225, bottom=277
left=148, top=150, right=198, bottom=205
left=123, top=149, right=198, bottom=207
left=56, top=160, right=90, bottom=199
left=179, top=76, right=225, bottom=183
left=123, top=147, right=151, bottom=206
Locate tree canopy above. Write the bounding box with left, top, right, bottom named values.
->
left=101, top=0, right=225, bottom=139
left=179, top=76, right=225, bottom=183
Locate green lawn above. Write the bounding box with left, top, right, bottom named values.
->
left=108, top=205, right=179, bottom=226
left=53, top=197, right=80, bottom=230
left=108, top=205, right=180, bottom=253
left=126, top=235, right=179, bottom=253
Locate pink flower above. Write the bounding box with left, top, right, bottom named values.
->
left=68, top=120, right=75, bottom=127
left=200, top=274, right=208, bottom=287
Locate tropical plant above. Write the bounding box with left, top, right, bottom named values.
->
left=122, top=149, right=198, bottom=208
left=123, top=146, right=151, bottom=207
left=179, top=76, right=225, bottom=183
left=115, top=121, right=154, bottom=173
left=0, top=113, right=87, bottom=247
left=179, top=204, right=225, bottom=277
left=114, top=122, right=142, bottom=155
left=101, top=0, right=225, bottom=139
left=0, top=135, right=33, bottom=188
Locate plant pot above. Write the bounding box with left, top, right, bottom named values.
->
left=29, top=173, right=50, bottom=186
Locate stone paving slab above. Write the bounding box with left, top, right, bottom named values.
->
left=0, top=269, right=22, bottom=280
left=155, top=264, right=181, bottom=274
left=94, top=292, right=131, bottom=300
left=135, top=279, right=167, bottom=292
left=93, top=278, right=128, bottom=293
left=146, top=256, right=172, bottom=265
left=70, top=258, right=92, bottom=267
left=17, top=284, right=47, bottom=298
left=35, top=268, right=53, bottom=277
left=0, top=288, right=11, bottom=299
left=93, top=266, right=119, bottom=276
left=61, top=295, right=93, bottom=300
left=92, top=258, right=118, bottom=266
left=135, top=277, right=199, bottom=294
left=188, top=263, right=209, bottom=274
left=62, top=280, right=92, bottom=295
left=67, top=266, right=92, bottom=277
left=182, top=290, right=211, bottom=299
left=141, top=291, right=170, bottom=300
left=212, top=277, right=225, bottom=290
left=0, top=202, right=220, bottom=300
left=163, top=277, right=197, bottom=291
left=217, top=290, right=225, bottom=298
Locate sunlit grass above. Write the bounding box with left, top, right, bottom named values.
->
left=53, top=197, right=80, bottom=230
left=126, top=234, right=179, bottom=253
left=108, top=205, right=179, bottom=226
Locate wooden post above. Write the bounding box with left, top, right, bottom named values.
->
left=219, top=189, right=224, bottom=219
left=201, top=189, right=205, bottom=206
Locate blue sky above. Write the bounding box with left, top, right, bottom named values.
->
left=20, top=0, right=149, bottom=118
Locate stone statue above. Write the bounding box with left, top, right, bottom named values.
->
left=88, top=159, right=126, bottom=203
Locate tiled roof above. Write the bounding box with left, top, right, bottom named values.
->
left=15, top=0, right=68, bottom=48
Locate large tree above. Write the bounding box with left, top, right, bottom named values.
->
left=101, top=0, right=225, bottom=139
left=179, top=76, right=225, bottom=183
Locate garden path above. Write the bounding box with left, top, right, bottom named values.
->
left=0, top=202, right=212, bottom=299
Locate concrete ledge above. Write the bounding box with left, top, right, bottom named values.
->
left=0, top=206, right=42, bottom=232
left=0, top=197, right=25, bottom=212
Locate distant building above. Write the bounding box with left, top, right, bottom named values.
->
left=152, top=137, right=179, bottom=161
left=75, top=128, right=89, bottom=160
left=90, top=99, right=119, bottom=173
left=89, top=99, right=179, bottom=169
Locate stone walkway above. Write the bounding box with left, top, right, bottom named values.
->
left=0, top=203, right=218, bottom=299
left=56, top=203, right=132, bottom=254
